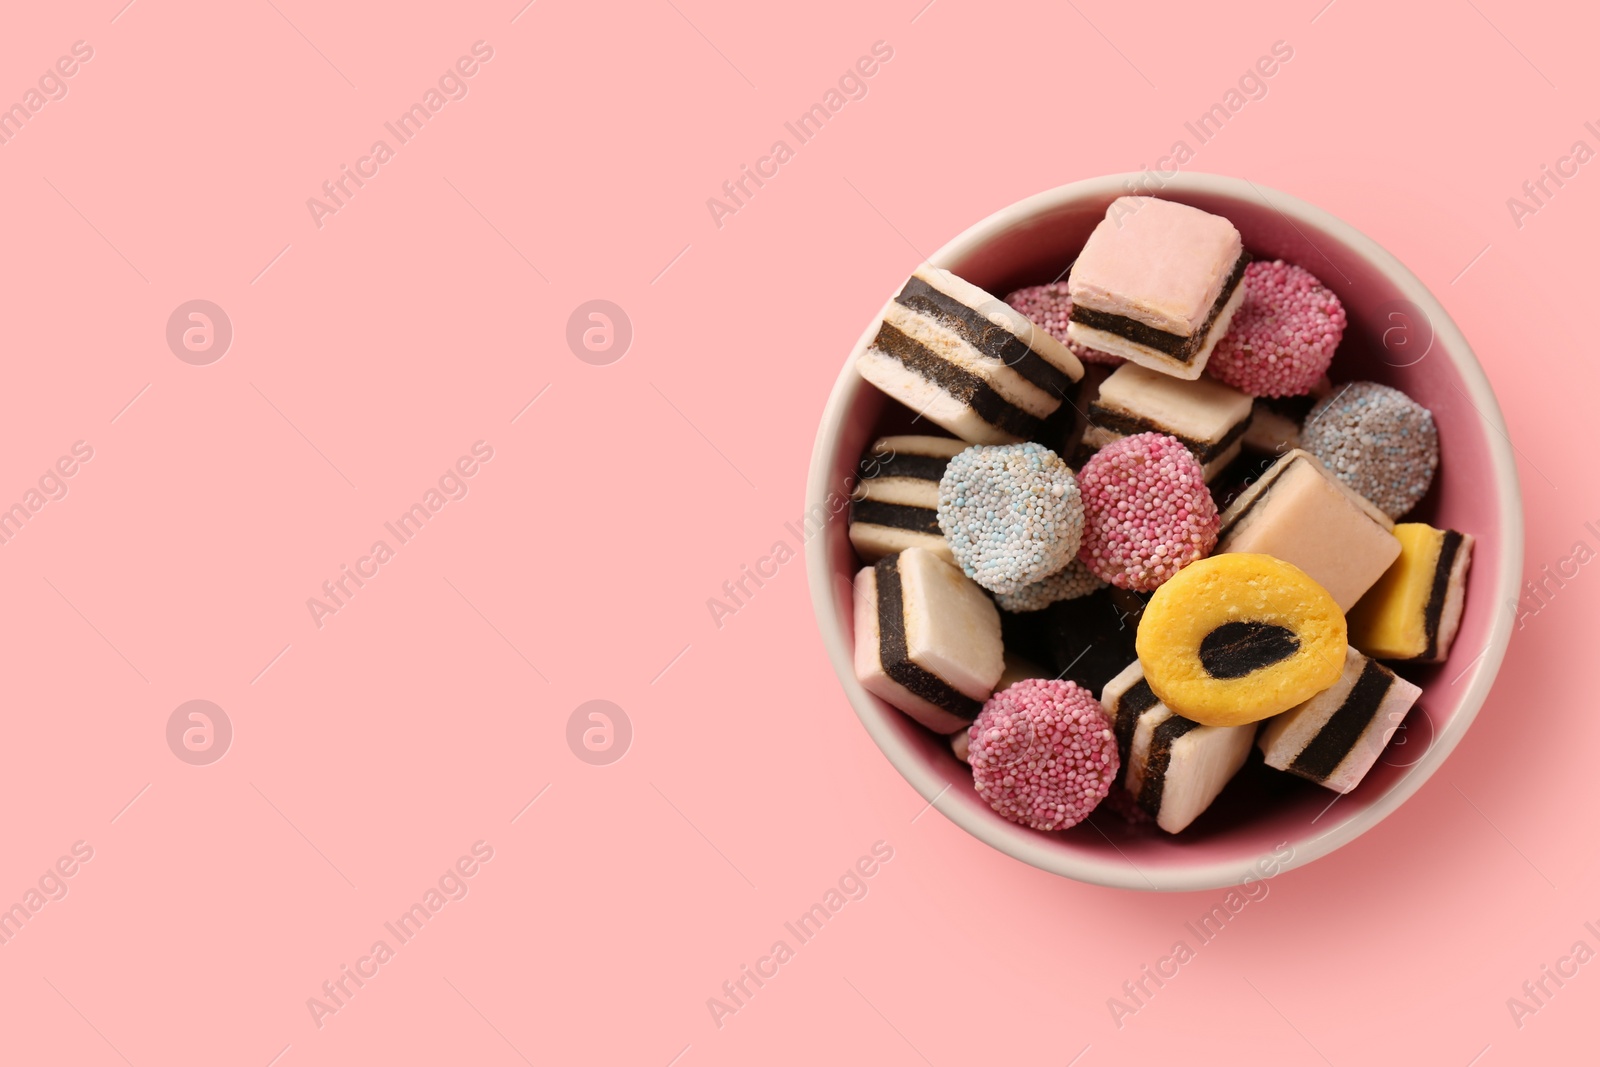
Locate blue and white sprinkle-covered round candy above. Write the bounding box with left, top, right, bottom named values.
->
left=1301, top=380, right=1439, bottom=520
left=937, top=442, right=1083, bottom=596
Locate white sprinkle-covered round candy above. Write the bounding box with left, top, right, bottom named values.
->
left=993, top=558, right=1106, bottom=613
left=1301, top=381, right=1438, bottom=519
left=937, top=442, right=1083, bottom=595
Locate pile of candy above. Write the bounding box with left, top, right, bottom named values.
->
left=849, top=196, right=1473, bottom=835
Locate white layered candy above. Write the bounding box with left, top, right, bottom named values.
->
left=857, top=268, right=1085, bottom=445
left=1215, top=449, right=1401, bottom=611
left=1258, top=647, right=1422, bottom=794
left=1083, top=364, right=1254, bottom=478
left=1101, top=661, right=1255, bottom=834
left=848, top=435, right=965, bottom=563
left=854, top=547, right=1004, bottom=733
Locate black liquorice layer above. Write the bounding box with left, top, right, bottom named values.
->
left=1198, top=621, right=1302, bottom=679
left=1085, top=403, right=1253, bottom=464
left=1288, top=659, right=1395, bottom=782
left=874, top=555, right=983, bottom=720
left=894, top=276, right=1077, bottom=398
left=864, top=451, right=950, bottom=484
left=1113, top=676, right=1160, bottom=771
left=1259, top=391, right=1321, bottom=422
left=850, top=499, right=942, bottom=536
left=1138, top=715, right=1202, bottom=817
left=1069, top=253, right=1251, bottom=362
left=870, top=322, right=1046, bottom=440
left=1421, top=530, right=1465, bottom=660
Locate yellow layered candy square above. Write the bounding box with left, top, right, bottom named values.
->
left=1347, top=523, right=1473, bottom=663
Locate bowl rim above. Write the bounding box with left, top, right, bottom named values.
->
left=804, top=171, right=1525, bottom=892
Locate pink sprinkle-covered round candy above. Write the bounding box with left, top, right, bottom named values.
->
left=1077, top=433, right=1219, bottom=592
left=1208, top=260, right=1347, bottom=397
left=968, top=679, right=1118, bottom=831
left=1004, top=283, right=1123, bottom=366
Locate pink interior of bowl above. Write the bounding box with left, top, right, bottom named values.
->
left=809, top=174, right=1522, bottom=890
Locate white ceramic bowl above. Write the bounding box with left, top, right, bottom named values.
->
left=806, top=173, right=1523, bottom=891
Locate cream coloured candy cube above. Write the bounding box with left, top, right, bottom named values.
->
left=1215, top=449, right=1401, bottom=611
left=1083, top=363, right=1254, bottom=478
left=854, top=547, right=1004, bottom=733
left=1258, top=647, right=1423, bottom=794
left=1067, top=197, right=1249, bottom=380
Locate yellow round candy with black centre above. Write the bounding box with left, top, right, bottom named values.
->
left=1136, top=554, right=1347, bottom=728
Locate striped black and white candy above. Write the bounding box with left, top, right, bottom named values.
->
left=856, top=267, right=1085, bottom=445
left=1102, top=661, right=1255, bottom=834
left=848, top=435, right=965, bottom=563
left=1257, top=647, right=1422, bottom=794
left=853, top=547, right=1004, bottom=734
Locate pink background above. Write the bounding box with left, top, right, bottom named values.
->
left=1, top=1, right=1596, bottom=1064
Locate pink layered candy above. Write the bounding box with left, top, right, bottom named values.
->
left=1066, top=198, right=1247, bottom=380
left=968, top=679, right=1118, bottom=831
